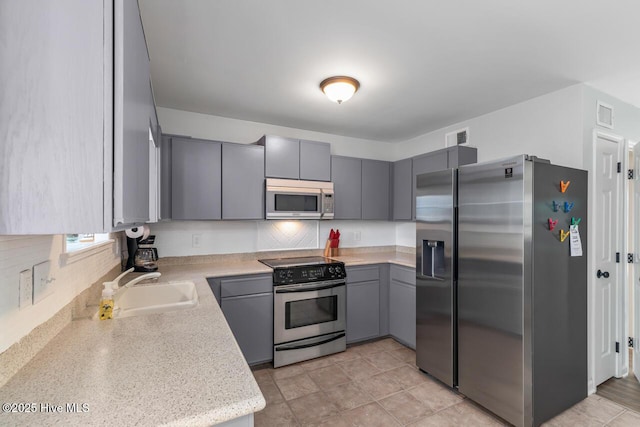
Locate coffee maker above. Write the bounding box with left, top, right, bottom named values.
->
left=126, top=230, right=159, bottom=272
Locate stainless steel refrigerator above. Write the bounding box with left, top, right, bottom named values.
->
left=416, top=155, right=588, bottom=427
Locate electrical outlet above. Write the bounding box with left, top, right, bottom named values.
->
left=19, top=269, right=33, bottom=309
left=33, top=261, right=55, bottom=304
left=354, top=231, right=362, bottom=242
left=192, top=234, right=202, bottom=248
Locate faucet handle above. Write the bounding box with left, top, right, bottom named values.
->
left=110, top=268, right=134, bottom=289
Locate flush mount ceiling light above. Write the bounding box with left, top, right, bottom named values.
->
left=320, top=76, right=360, bottom=104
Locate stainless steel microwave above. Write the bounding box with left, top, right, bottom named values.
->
left=266, top=178, right=334, bottom=220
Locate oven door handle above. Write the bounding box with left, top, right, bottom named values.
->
left=275, top=333, right=346, bottom=352
left=275, top=281, right=345, bottom=293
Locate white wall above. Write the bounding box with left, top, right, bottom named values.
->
left=158, top=107, right=395, bottom=160
left=0, top=236, right=120, bottom=352
left=394, top=85, right=585, bottom=168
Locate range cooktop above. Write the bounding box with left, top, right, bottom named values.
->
left=258, top=256, right=340, bottom=269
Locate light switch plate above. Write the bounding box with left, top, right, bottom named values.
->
left=33, top=260, right=54, bottom=304
left=19, top=269, right=33, bottom=309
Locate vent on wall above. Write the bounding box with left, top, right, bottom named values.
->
left=445, top=128, right=470, bottom=147
left=597, top=101, right=614, bottom=129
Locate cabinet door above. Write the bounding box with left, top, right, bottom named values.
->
left=393, top=158, right=413, bottom=221
left=331, top=156, right=362, bottom=219
left=362, top=159, right=390, bottom=220
left=300, top=140, right=331, bottom=181
left=263, top=135, right=299, bottom=179
left=222, top=143, right=264, bottom=219
left=347, top=280, right=380, bottom=343
left=222, top=292, right=273, bottom=365
left=390, top=278, right=416, bottom=349
left=411, top=151, right=448, bottom=221
left=160, top=135, right=173, bottom=220
left=0, top=1, right=106, bottom=233
left=171, top=138, right=222, bottom=220
left=113, top=0, right=151, bottom=227
left=447, top=146, right=478, bottom=168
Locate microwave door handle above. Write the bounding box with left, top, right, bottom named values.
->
left=275, top=333, right=346, bottom=351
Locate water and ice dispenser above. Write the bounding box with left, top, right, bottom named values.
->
left=422, top=240, right=445, bottom=279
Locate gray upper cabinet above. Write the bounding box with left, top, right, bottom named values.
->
left=113, top=0, right=152, bottom=227
left=362, top=159, right=391, bottom=220
left=258, top=135, right=331, bottom=181
left=392, top=158, right=413, bottom=221
left=299, top=140, right=331, bottom=181
left=259, top=135, right=300, bottom=179
left=222, top=143, right=265, bottom=220
left=331, top=156, right=362, bottom=219
left=171, top=138, right=222, bottom=220
left=410, top=146, right=477, bottom=220
left=160, top=134, right=173, bottom=220
left=0, top=0, right=156, bottom=233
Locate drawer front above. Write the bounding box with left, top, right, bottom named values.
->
left=390, top=265, right=415, bottom=286
left=221, top=274, right=273, bottom=297
left=346, top=265, right=379, bottom=283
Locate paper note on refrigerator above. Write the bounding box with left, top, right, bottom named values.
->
left=569, top=225, right=583, bottom=257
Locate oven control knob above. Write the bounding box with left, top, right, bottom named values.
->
left=328, top=266, right=335, bottom=274
left=335, top=266, right=342, bottom=274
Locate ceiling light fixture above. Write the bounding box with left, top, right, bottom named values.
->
left=320, top=76, right=360, bottom=104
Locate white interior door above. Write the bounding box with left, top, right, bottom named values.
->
left=633, top=142, right=640, bottom=382
left=593, top=133, right=622, bottom=386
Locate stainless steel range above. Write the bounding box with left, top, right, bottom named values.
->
left=259, top=256, right=347, bottom=368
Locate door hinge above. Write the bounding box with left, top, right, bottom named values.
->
left=629, top=337, right=634, bottom=348
left=617, top=162, right=622, bottom=173
left=629, top=169, right=634, bottom=179
left=628, top=253, right=634, bottom=263
left=616, top=342, right=620, bottom=353
left=616, top=252, right=620, bottom=263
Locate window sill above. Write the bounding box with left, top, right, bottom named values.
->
left=60, top=239, right=115, bottom=266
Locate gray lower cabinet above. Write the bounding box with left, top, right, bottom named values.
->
left=346, top=266, right=380, bottom=343
left=171, top=138, right=222, bottom=220
left=392, top=158, right=413, bottom=221
left=362, top=159, right=390, bottom=220
left=215, top=274, right=274, bottom=365
left=389, top=265, right=416, bottom=349
left=300, top=140, right=331, bottom=181
left=222, top=143, right=264, bottom=219
left=331, top=156, right=362, bottom=219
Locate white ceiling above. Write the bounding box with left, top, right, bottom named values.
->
left=139, top=0, right=640, bottom=142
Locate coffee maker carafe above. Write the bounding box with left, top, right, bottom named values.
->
left=126, top=232, right=159, bottom=272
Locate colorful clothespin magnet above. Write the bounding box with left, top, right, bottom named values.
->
left=564, top=201, right=574, bottom=213
left=571, top=217, right=581, bottom=226
left=552, top=201, right=560, bottom=212
left=560, top=229, right=570, bottom=242
left=548, top=218, right=558, bottom=231
left=560, top=180, right=571, bottom=193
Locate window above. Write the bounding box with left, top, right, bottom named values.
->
left=65, top=233, right=111, bottom=252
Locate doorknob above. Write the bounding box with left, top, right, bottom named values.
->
left=597, top=270, right=610, bottom=279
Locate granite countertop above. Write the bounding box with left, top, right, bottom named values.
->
left=0, top=251, right=414, bottom=427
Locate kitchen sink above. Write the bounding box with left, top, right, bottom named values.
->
left=111, top=280, right=198, bottom=319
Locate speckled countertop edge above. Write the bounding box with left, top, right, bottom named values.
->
left=0, top=250, right=414, bottom=427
